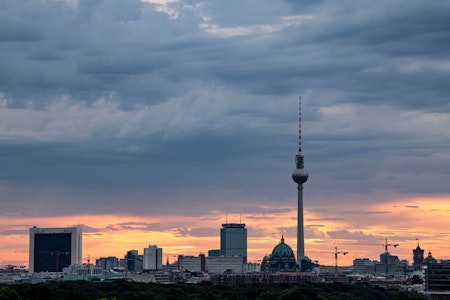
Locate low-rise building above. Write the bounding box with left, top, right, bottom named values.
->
left=353, top=258, right=375, bottom=273
left=96, top=256, right=120, bottom=270
left=127, top=272, right=171, bottom=284
left=205, top=256, right=243, bottom=274
left=178, top=254, right=205, bottom=272
left=425, top=260, right=450, bottom=292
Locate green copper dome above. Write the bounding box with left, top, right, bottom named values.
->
left=264, top=235, right=297, bottom=272
left=271, top=235, right=295, bottom=259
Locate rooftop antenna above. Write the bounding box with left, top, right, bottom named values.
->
left=298, top=96, right=302, bottom=153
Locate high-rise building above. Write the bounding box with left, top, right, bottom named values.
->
left=29, top=227, right=82, bottom=273
left=143, top=245, right=163, bottom=271
left=125, top=250, right=143, bottom=273
left=292, top=96, right=309, bottom=262
left=220, top=223, right=247, bottom=263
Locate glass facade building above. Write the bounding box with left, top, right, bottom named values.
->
left=220, top=223, right=247, bottom=263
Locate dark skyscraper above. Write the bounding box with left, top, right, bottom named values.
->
left=125, top=250, right=142, bottom=273
left=292, top=96, right=309, bottom=261
left=220, top=223, right=247, bottom=263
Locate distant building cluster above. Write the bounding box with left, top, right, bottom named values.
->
left=0, top=223, right=443, bottom=298
left=18, top=223, right=306, bottom=283
left=352, top=252, right=409, bottom=276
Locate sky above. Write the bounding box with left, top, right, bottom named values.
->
left=1, top=0, right=450, bottom=269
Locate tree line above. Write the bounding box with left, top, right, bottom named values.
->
left=0, top=280, right=425, bottom=300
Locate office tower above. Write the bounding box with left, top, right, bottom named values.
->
left=143, top=245, right=163, bottom=271
left=292, top=96, right=309, bottom=261
left=125, top=250, right=143, bottom=273
left=220, top=223, right=247, bottom=263
left=29, top=227, right=82, bottom=273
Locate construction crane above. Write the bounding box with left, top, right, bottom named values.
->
left=309, top=247, right=348, bottom=273
left=83, top=255, right=94, bottom=276
left=382, top=239, right=399, bottom=278
left=83, top=255, right=92, bottom=265
left=339, top=238, right=400, bottom=277
left=334, top=247, right=348, bottom=273
left=7, top=265, right=25, bottom=273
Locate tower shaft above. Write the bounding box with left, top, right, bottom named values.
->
left=297, top=184, right=305, bottom=260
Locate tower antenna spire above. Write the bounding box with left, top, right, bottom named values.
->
left=298, top=96, right=303, bottom=153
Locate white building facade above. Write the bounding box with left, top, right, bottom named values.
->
left=143, top=245, right=162, bottom=271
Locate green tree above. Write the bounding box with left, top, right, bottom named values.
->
left=0, top=287, right=21, bottom=300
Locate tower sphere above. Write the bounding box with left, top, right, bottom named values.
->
left=292, top=168, right=308, bottom=185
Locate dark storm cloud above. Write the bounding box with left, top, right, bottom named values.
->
left=1, top=0, right=449, bottom=110
left=0, top=0, right=449, bottom=217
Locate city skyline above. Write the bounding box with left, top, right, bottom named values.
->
left=2, top=209, right=449, bottom=268
left=1, top=0, right=450, bottom=268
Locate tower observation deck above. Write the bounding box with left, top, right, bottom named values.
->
left=292, top=96, right=309, bottom=262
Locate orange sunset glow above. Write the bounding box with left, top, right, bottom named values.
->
left=2, top=193, right=449, bottom=269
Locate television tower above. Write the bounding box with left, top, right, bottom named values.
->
left=292, top=96, right=309, bottom=261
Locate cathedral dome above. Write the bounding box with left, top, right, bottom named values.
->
left=271, top=235, right=295, bottom=259
left=266, top=235, right=297, bottom=272
left=424, top=251, right=437, bottom=265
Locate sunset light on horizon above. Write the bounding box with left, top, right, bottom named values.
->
left=2, top=193, right=449, bottom=269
